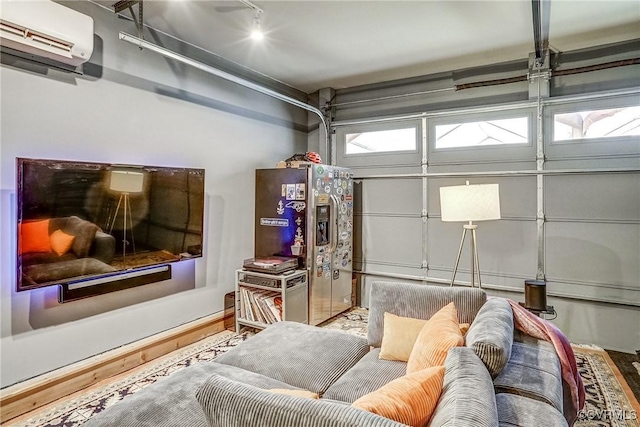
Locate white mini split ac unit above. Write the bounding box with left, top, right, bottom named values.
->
left=0, top=0, right=94, bottom=67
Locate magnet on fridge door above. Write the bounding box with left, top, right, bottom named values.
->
left=337, top=187, right=343, bottom=195
left=314, top=189, right=319, bottom=197
left=286, top=184, right=296, bottom=200
left=325, top=185, right=331, bottom=193
left=329, top=170, right=334, bottom=179
left=296, top=183, right=306, bottom=200
left=318, top=193, right=329, bottom=204
left=342, top=260, right=348, bottom=267
left=333, top=270, right=340, bottom=280
left=341, top=204, right=347, bottom=214
left=342, top=181, right=347, bottom=190
left=316, top=166, right=324, bottom=175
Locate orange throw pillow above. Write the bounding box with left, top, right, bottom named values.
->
left=19, top=220, right=51, bottom=255
left=50, top=229, right=75, bottom=256
left=352, top=365, right=445, bottom=427
left=406, top=302, right=463, bottom=374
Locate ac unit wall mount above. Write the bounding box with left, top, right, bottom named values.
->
left=0, top=0, right=94, bottom=67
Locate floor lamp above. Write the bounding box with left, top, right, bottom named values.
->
left=440, top=181, right=500, bottom=288
left=107, top=169, right=145, bottom=268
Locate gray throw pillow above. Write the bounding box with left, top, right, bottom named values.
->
left=465, top=298, right=514, bottom=378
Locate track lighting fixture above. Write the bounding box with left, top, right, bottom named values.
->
left=251, top=10, right=263, bottom=40
left=238, top=0, right=264, bottom=41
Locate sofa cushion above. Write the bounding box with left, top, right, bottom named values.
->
left=323, top=348, right=407, bottom=403
left=269, top=389, right=319, bottom=399
left=83, top=361, right=303, bottom=427
left=65, top=216, right=100, bottom=258
left=406, top=302, right=463, bottom=374
left=496, top=393, right=568, bottom=427
left=22, top=258, right=117, bottom=284
left=215, top=321, right=369, bottom=394
left=493, top=341, right=563, bottom=413
left=196, top=373, right=408, bottom=427
left=352, top=365, right=445, bottom=427
left=19, top=219, right=51, bottom=255
left=429, top=347, right=498, bottom=427
left=465, top=297, right=514, bottom=378
left=368, top=282, right=486, bottom=348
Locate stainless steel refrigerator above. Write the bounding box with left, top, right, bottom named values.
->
left=255, top=165, right=354, bottom=325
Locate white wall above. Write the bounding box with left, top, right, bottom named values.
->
left=0, top=2, right=307, bottom=387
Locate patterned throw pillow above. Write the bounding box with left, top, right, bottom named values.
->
left=406, top=302, right=464, bottom=374
left=352, top=365, right=445, bottom=427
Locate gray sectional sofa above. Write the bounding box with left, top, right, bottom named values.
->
left=84, top=282, right=578, bottom=427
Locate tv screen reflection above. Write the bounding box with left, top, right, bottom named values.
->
left=16, top=158, right=205, bottom=292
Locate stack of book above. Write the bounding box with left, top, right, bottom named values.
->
left=238, top=287, right=283, bottom=324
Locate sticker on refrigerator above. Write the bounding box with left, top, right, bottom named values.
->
left=316, top=166, right=324, bottom=175
left=318, top=194, right=329, bottom=204
left=286, top=184, right=296, bottom=200
left=260, top=218, right=289, bottom=227
left=286, top=201, right=306, bottom=212
left=341, top=203, right=348, bottom=214
left=340, top=231, right=349, bottom=240
left=314, top=189, right=319, bottom=197
left=333, top=270, right=340, bottom=280
left=296, top=183, right=306, bottom=200
left=277, top=200, right=284, bottom=215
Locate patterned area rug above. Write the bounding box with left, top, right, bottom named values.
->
left=6, top=307, right=639, bottom=427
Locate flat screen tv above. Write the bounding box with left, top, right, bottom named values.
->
left=16, top=158, right=205, bottom=293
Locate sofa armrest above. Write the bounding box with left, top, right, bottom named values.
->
left=367, top=282, right=487, bottom=348
left=196, top=374, right=408, bottom=427
left=90, top=231, right=115, bottom=264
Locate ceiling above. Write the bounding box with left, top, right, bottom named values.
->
left=113, top=0, right=640, bottom=94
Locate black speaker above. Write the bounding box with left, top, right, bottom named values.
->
left=524, top=280, right=547, bottom=311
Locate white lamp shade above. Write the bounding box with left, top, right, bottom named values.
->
left=109, top=169, right=145, bottom=193
left=440, top=183, right=501, bottom=222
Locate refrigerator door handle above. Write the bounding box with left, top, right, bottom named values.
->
left=328, top=194, right=340, bottom=254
